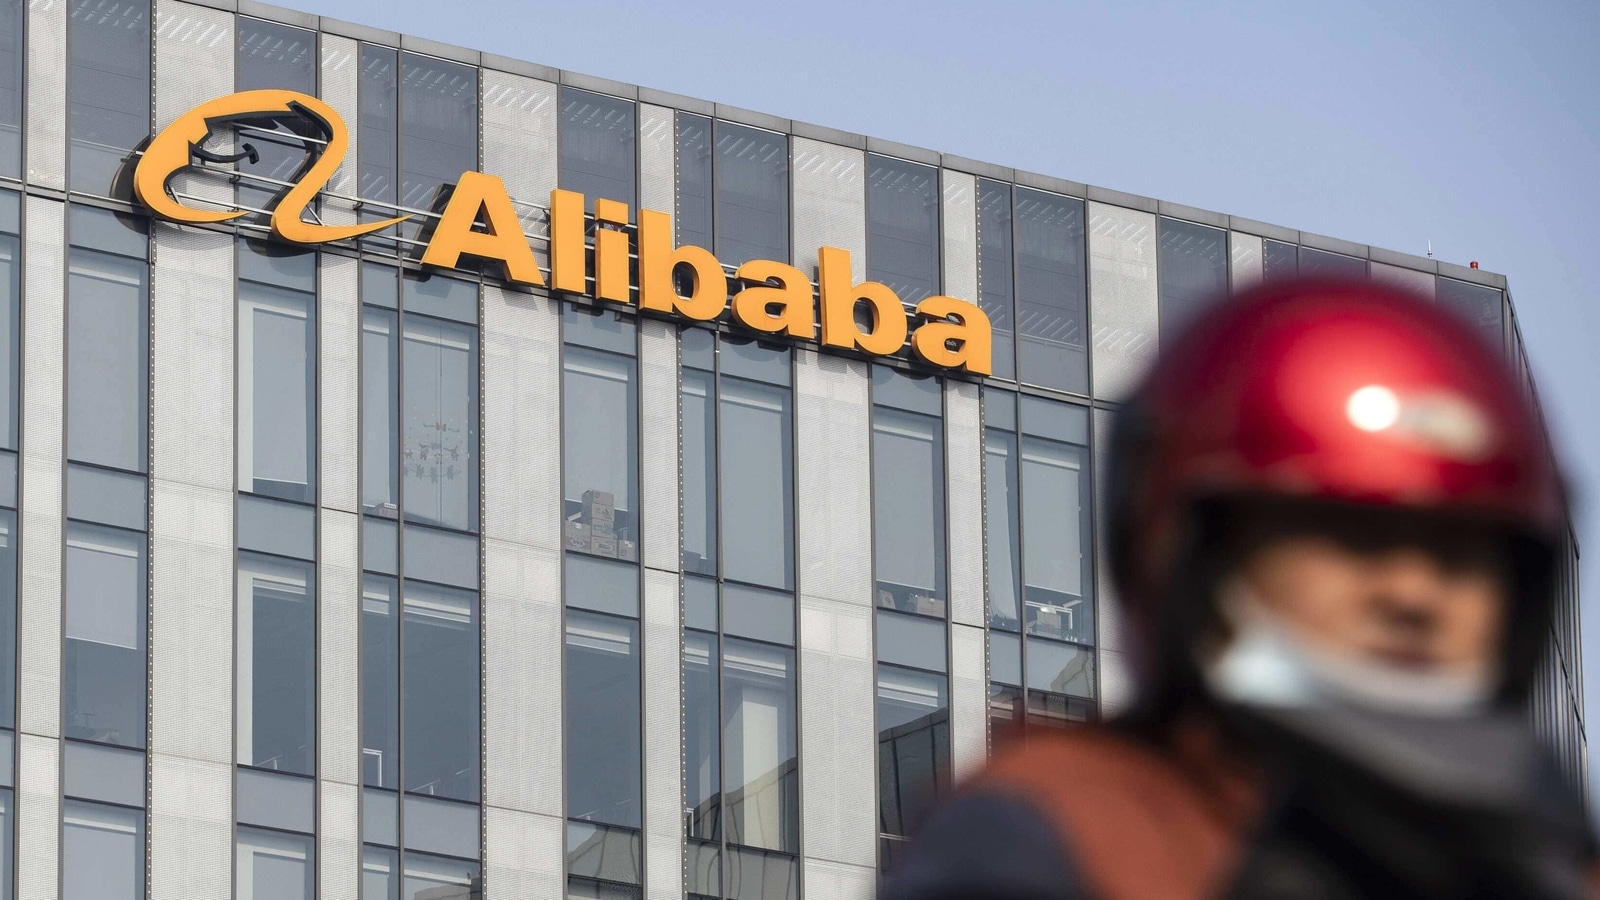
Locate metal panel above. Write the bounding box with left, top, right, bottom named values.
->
left=941, top=170, right=977, bottom=303
left=1229, top=232, right=1264, bottom=292
left=1370, top=261, right=1435, bottom=299
left=945, top=381, right=982, bottom=627
left=641, top=569, right=682, bottom=900
left=18, top=197, right=62, bottom=740
left=1088, top=202, right=1158, bottom=402
left=318, top=780, right=360, bottom=900
left=318, top=509, right=360, bottom=784
left=791, top=138, right=865, bottom=280
left=481, top=284, right=561, bottom=551
left=149, top=755, right=233, bottom=900
left=155, top=1, right=234, bottom=210
left=482, top=540, right=563, bottom=816
left=481, top=69, right=557, bottom=268
left=24, top=0, right=65, bottom=188
left=799, top=594, right=876, bottom=869
left=1091, top=407, right=1136, bottom=718
left=17, top=734, right=58, bottom=900
left=319, top=34, right=360, bottom=227
left=151, top=225, right=234, bottom=490
left=802, top=857, right=876, bottom=900
left=483, top=806, right=564, bottom=899
left=320, top=254, right=359, bottom=513
left=949, top=623, right=987, bottom=780
left=638, top=103, right=674, bottom=218
left=794, top=350, right=871, bottom=605
left=639, top=318, right=679, bottom=573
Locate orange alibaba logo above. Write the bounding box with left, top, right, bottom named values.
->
left=132, top=89, right=407, bottom=243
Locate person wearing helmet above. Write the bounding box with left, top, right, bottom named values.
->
left=879, top=277, right=1594, bottom=900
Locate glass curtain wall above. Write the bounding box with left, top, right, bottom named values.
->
left=681, top=328, right=800, bottom=900
left=560, top=87, right=637, bottom=212
left=867, top=155, right=939, bottom=304
left=1438, top=277, right=1507, bottom=355
left=235, top=17, right=318, bottom=218
left=983, top=388, right=1096, bottom=743
left=0, top=194, right=17, bottom=899
left=360, top=264, right=484, bottom=897
left=68, top=0, right=150, bottom=196
left=674, top=113, right=789, bottom=266
left=63, top=205, right=150, bottom=900
left=0, top=0, right=21, bottom=178
left=1156, top=218, right=1228, bottom=339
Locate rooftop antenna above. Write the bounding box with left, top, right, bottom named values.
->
left=1426, top=240, right=1433, bottom=259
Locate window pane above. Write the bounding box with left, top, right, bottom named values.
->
left=1021, top=436, right=1092, bottom=644
left=976, top=180, right=1015, bottom=379
left=984, top=429, right=1021, bottom=631
left=68, top=247, right=147, bottom=472
left=720, top=377, right=793, bottom=590
left=559, top=87, right=636, bottom=210
left=0, top=789, right=10, bottom=900
left=1157, top=218, right=1228, bottom=339
left=872, top=407, right=946, bottom=616
left=1014, top=189, right=1087, bottom=393
left=1263, top=239, right=1297, bottom=282
left=235, top=18, right=317, bottom=216
left=402, top=581, right=480, bottom=802
left=237, top=553, right=315, bottom=775
left=64, top=523, right=145, bottom=747
left=1437, top=277, right=1505, bottom=353
left=400, top=53, right=478, bottom=218
left=723, top=639, right=797, bottom=854
left=562, top=346, right=638, bottom=549
left=681, top=369, right=715, bottom=576
left=1026, top=637, right=1096, bottom=700
left=69, top=0, right=150, bottom=195
left=876, top=665, right=949, bottom=839
left=0, top=231, right=17, bottom=451
left=675, top=114, right=712, bottom=250
left=63, top=800, right=143, bottom=900
left=987, top=683, right=1022, bottom=744
left=361, top=574, right=399, bottom=789
left=403, top=316, right=478, bottom=531
left=565, top=610, right=642, bottom=828
left=237, top=826, right=313, bottom=900
left=363, top=845, right=400, bottom=900
left=239, top=276, right=315, bottom=502
left=402, top=851, right=480, bottom=900
left=1298, top=246, right=1366, bottom=280
left=867, top=155, right=939, bottom=303
left=0, top=0, right=21, bottom=177
left=684, top=630, right=720, bottom=842
left=1026, top=689, right=1094, bottom=729
left=726, top=844, right=799, bottom=900
left=0, top=511, right=14, bottom=731
left=362, top=308, right=400, bottom=515
left=714, top=122, right=787, bottom=266
left=358, top=44, right=398, bottom=205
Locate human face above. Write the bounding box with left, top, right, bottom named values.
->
left=1227, top=505, right=1510, bottom=674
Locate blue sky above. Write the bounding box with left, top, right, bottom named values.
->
left=298, top=0, right=1600, bottom=791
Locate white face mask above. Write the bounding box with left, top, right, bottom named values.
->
left=1203, top=582, right=1499, bottom=717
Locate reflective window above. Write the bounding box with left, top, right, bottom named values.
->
left=402, top=315, right=479, bottom=531
left=562, top=345, right=639, bottom=559
left=867, top=155, right=939, bottom=303
left=684, top=628, right=720, bottom=842
left=237, top=826, right=313, bottom=900
left=68, top=0, right=150, bottom=195
left=1157, top=218, right=1228, bottom=339
left=559, top=87, right=636, bottom=210
left=876, top=664, right=949, bottom=841
left=358, top=44, right=399, bottom=208
left=567, top=821, right=642, bottom=898
left=63, top=799, right=143, bottom=900
left=0, top=0, right=20, bottom=177
left=713, top=122, right=788, bottom=267
left=235, top=18, right=317, bottom=216
left=403, top=852, right=480, bottom=900
left=675, top=115, right=713, bottom=250
left=565, top=610, right=642, bottom=828
left=402, top=581, right=480, bottom=802
left=1263, top=239, right=1297, bottom=282
left=723, top=638, right=797, bottom=853
left=0, top=790, right=10, bottom=900
left=362, top=305, right=400, bottom=516
left=64, top=522, right=146, bottom=748
left=67, top=209, right=148, bottom=473
left=361, top=574, right=399, bottom=789
left=872, top=369, right=946, bottom=618
left=976, top=180, right=1015, bottom=379
left=1014, top=188, right=1088, bottom=393
left=682, top=364, right=716, bottom=576
left=238, top=242, right=316, bottom=503
left=0, top=512, right=13, bottom=733
left=358, top=47, right=478, bottom=230
left=1298, top=246, right=1366, bottom=280
left=237, top=553, right=315, bottom=776
left=0, top=199, right=16, bottom=452
left=984, top=424, right=1021, bottom=630
left=363, top=847, right=399, bottom=900
left=1437, top=277, right=1505, bottom=354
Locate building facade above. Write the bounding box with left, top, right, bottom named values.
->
left=0, top=0, right=1580, bottom=897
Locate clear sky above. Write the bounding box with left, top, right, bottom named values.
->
left=297, top=0, right=1600, bottom=795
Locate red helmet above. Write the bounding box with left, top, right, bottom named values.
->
left=1107, top=276, right=1568, bottom=703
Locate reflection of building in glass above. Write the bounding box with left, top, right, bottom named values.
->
left=0, top=3, right=1578, bottom=899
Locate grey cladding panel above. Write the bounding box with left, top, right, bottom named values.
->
left=25, top=0, right=65, bottom=188
left=1088, top=203, right=1157, bottom=402
left=639, top=318, right=680, bottom=573
left=482, top=70, right=557, bottom=269
left=642, top=569, right=684, bottom=899
left=945, top=381, right=983, bottom=627
left=792, top=138, right=865, bottom=280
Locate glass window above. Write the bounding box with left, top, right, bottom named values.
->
left=867, top=155, right=939, bottom=303
left=63, top=800, right=143, bottom=900
left=562, top=346, right=639, bottom=555
left=400, top=55, right=477, bottom=216
left=0, top=216, right=17, bottom=451
left=714, top=122, right=788, bottom=267
left=559, top=87, right=636, bottom=211
left=719, top=376, right=793, bottom=590
left=684, top=630, right=720, bottom=842
left=358, top=44, right=399, bottom=208
left=722, top=638, right=797, bottom=854
left=237, top=826, right=313, bottom=900
left=1020, top=434, right=1092, bottom=644
left=69, top=0, right=150, bottom=195
left=1157, top=218, right=1228, bottom=339
left=237, top=553, right=315, bottom=776
left=1298, top=246, right=1366, bottom=280
left=0, top=512, right=13, bottom=733
left=238, top=246, right=316, bottom=503
left=0, top=789, right=10, bottom=899
left=567, top=821, right=643, bottom=895
left=976, top=180, right=1015, bottom=379
left=402, top=316, right=479, bottom=532
left=403, top=852, right=480, bottom=900
left=67, top=227, right=148, bottom=473
left=675, top=114, right=713, bottom=250
left=1263, top=239, right=1297, bottom=282
left=235, top=18, right=317, bottom=216
left=1027, top=636, right=1096, bottom=700
left=876, top=664, right=949, bottom=839
left=682, top=367, right=716, bottom=576
left=1437, top=277, right=1505, bottom=353
left=64, top=522, right=146, bottom=748
left=361, top=574, right=399, bottom=789
left=1014, top=188, right=1088, bottom=393
left=565, top=610, right=642, bottom=828
left=0, top=0, right=20, bottom=177
left=362, top=307, right=400, bottom=517
left=872, top=389, right=946, bottom=618
left=984, top=425, right=1021, bottom=631
left=402, top=581, right=480, bottom=802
